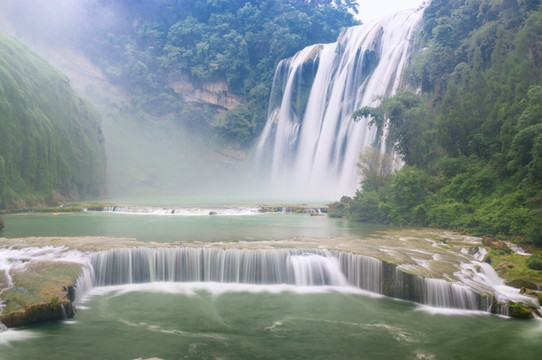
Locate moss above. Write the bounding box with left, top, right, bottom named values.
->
left=507, top=302, right=534, bottom=320
left=0, top=261, right=82, bottom=327
left=526, top=254, right=542, bottom=270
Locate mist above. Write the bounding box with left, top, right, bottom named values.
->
left=0, top=0, right=262, bottom=202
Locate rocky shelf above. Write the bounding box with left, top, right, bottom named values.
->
left=1, top=230, right=541, bottom=327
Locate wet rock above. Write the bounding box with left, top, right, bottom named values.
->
left=63, top=285, right=76, bottom=302
left=0, top=215, right=4, bottom=229
left=520, top=287, right=536, bottom=296
left=1, top=300, right=75, bottom=327
left=482, top=237, right=493, bottom=246
left=507, top=302, right=534, bottom=320
left=495, top=261, right=515, bottom=275
left=506, top=278, right=539, bottom=290
left=493, top=241, right=506, bottom=248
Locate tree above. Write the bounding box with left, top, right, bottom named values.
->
left=356, top=146, right=393, bottom=192
left=352, top=91, right=438, bottom=169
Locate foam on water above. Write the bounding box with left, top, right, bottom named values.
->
left=101, top=206, right=260, bottom=216
left=80, top=281, right=378, bottom=301
left=0, top=329, right=40, bottom=345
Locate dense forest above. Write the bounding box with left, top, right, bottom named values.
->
left=334, top=0, right=542, bottom=245
left=0, top=31, right=106, bottom=210
left=76, top=0, right=359, bottom=145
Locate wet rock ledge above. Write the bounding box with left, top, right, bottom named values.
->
left=1, top=261, right=80, bottom=327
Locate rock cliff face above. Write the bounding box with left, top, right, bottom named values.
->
left=169, top=74, right=243, bottom=110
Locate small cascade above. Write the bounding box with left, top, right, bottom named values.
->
left=290, top=254, right=347, bottom=286
left=423, top=279, right=480, bottom=310
left=455, top=261, right=541, bottom=317
left=254, top=9, right=423, bottom=199
left=0, top=321, right=7, bottom=332
left=59, top=304, right=68, bottom=320
left=101, top=206, right=259, bottom=216
left=338, top=252, right=382, bottom=293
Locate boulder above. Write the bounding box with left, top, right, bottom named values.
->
left=506, top=278, right=539, bottom=290
left=507, top=302, right=534, bottom=320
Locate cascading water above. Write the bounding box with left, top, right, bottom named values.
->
left=75, top=247, right=496, bottom=312
left=83, top=248, right=361, bottom=289
left=254, top=9, right=422, bottom=199
left=1, top=245, right=538, bottom=320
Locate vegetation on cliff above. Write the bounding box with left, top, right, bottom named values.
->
left=0, top=31, right=106, bottom=210
left=342, top=0, right=542, bottom=246
left=75, top=0, right=358, bottom=145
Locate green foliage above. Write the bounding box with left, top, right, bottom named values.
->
left=380, top=167, right=431, bottom=226
left=50, top=296, right=59, bottom=308
left=354, top=91, right=438, bottom=169
left=78, top=0, right=358, bottom=146
left=526, top=254, right=542, bottom=271
left=343, top=1, right=542, bottom=245
left=356, top=146, right=393, bottom=192
left=0, top=31, right=106, bottom=210
left=348, top=190, right=386, bottom=223
left=214, top=104, right=256, bottom=145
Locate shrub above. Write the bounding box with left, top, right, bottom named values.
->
left=526, top=254, right=542, bottom=270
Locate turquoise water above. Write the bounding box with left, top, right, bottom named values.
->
left=0, top=210, right=382, bottom=242
left=3, top=285, right=542, bottom=359
left=1, top=200, right=541, bottom=359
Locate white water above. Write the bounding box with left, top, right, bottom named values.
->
left=458, top=261, right=538, bottom=309
left=81, top=248, right=374, bottom=292
left=102, top=205, right=260, bottom=216
left=1, top=245, right=540, bottom=320
left=254, top=10, right=422, bottom=199
left=74, top=247, right=506, bottom=312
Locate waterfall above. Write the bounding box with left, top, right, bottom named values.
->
left=86, top=248, right=354, bottom=287
left=59, top=304, right=68, bottom=320
left=75, top=247, right=494, bottom=311
left=423, top=279, right=480, bottom=310
left=253, top=9, right=422, bottom=199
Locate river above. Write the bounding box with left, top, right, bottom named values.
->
left=0, top=198, right=541, bottom=359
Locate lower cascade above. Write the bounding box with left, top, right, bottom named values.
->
left=73, top=247, right=519, bottom=313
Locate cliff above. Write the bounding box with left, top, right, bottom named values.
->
left=0, top=31, right=107, bottom=209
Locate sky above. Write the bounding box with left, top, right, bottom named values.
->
left=356, top=0, right=427, bottom=23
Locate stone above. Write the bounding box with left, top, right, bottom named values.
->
left=506, top=278, right=539, bottom=290
left=495, top=261, right=515, bottom=275
left=0, top=215, right=4, bottom=229
left=507, top=302, right=534, bottom=320
left=493, top=241, right=506, bottom=248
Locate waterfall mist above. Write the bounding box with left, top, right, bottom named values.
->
left=0, top=0, right=252, bottom=200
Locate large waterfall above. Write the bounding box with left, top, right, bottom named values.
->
left=254, top=10, right=422, bottom=199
